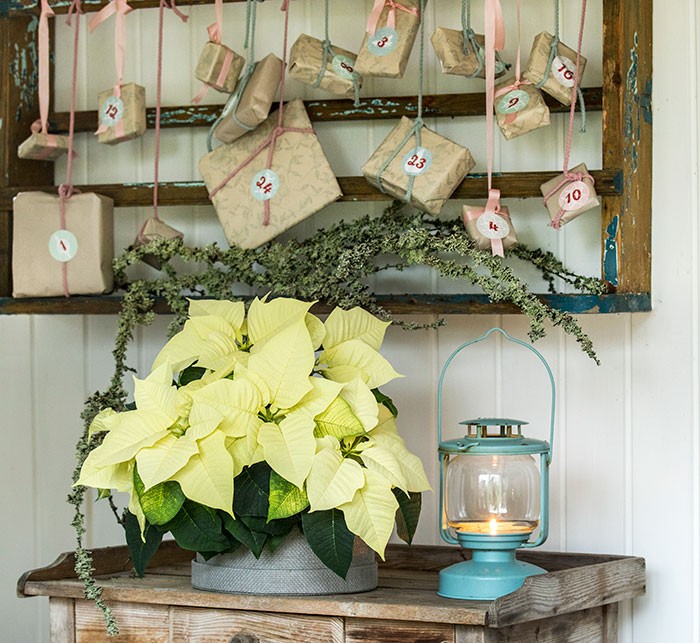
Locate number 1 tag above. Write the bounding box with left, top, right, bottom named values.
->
left=251, top=169, right=280, bottom=201
left=402, top=147, right=432, bottom=176
left=49, top=230, right=78, bottom=262
left=558, top=181, right=590, bottom=211
left=100, top=96, right=124, bottom=127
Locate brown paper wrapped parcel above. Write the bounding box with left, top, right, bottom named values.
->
left=12, top=192, right=114, bottom=297
left=17, top=132, right=70, bottom=161
left=194, top=41, right=245, bottom=94
left=494, top=80, right=551, bottom=140
left=200, top=98, right=342, bottom=249
left=540, top=162, right=599, bottom=228
left=355, top=0, right=423, bottom=79
left=523, top=32, right=587, bottom=106
left=288, top=34, right=362, bottom=98
left=463, top=204, right=517, bottom=252
left=132, top=217, right=185, bottom=269
left=97, top=82, right=147, bottom=145
left=431, top=28, right=506, bottom=79
left=214, top=53, right=284, bottom=145
left=362, top=116, right=475, bottom=216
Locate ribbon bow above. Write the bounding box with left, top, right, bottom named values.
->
left=366, top=0, right=420, bottom=36
left=464, top=188, right=507, bottom=257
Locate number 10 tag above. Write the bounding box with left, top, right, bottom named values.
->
left=402, top=147, right=432, bottom=176
left=558, top=180, right=590, bottom=211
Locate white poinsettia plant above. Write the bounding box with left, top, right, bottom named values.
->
left=77, top=297, right=430, bottom=578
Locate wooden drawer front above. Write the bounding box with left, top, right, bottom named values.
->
left=74, top=600, right=169, bottom=643
left=171, top=606, right=344, bottom=643
left=345, top=617, right=455, bottom=643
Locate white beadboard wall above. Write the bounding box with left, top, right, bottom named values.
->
left=0, top=1, right=697, bottom=641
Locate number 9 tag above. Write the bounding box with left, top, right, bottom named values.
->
left=558, top=181, right=590, bottom=211
left=402, top=147, right=432, bottom=176
left=251, top=169, right=280, bottom=201
left=100, top=96, right=124, bottom=127
left=368, top=27, right=399, bottom=56
left=497, top=89, right=530, bottom=115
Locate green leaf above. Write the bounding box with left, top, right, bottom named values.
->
left=393, top=488, right=422, bottom=545
left=372, top=389, right=398, bottom=417
left=233, top=463, right=271, bottom=518
left=123, top=511, right=163, bottom=577
left=268, top=470, right=309, bottom=520
left=178, top=365, right=207, bottom=387
left=240, top=514, right=298, bottom=537
left=164, top=501, right=229, bottom=553
left=266, top=533, right=288, bottom=554
left=222, top=514, right=268, bottom=558
left=301, top=509, right=355, bottom=579
left=139, top=481, right=186, bottom=526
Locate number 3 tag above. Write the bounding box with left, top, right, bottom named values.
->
left=402, top=147, right=432, bottom=176
left=558, top=180, right=590, bottom=211
left=497, top=89, right=530, bottom=115
left=251, top=169, right=280, bottom=201
left=100, top=96, right=124, bottom=127
left=368, top=27, right=399, bottom=56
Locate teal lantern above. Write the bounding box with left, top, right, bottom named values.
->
left=437, top=328, right=555, bottom=600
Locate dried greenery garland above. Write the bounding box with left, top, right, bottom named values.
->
left=69, top=201, right=604, bottom=634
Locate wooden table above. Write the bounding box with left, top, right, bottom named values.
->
left=18, top=542, right=645, bottom=643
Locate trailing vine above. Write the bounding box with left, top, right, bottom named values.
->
left=69, top=201, right=605, bottom=634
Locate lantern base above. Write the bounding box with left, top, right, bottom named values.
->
left=438, top=535, right=546, bottom=601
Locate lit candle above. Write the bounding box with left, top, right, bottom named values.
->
left=489, top=518, right=498, bottom=535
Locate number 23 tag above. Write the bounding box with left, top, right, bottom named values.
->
left=402, top=147, right=432, bottom=176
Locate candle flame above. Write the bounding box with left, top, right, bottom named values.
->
left=489, top=518, right=498, bottom=535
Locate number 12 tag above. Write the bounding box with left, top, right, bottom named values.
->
left=402, top=147, right=432, bottom=176
left=100, top=96, right=124, bottom=127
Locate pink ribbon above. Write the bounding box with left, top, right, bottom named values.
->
left=37, top=0, right=55, bottom=136
left=366, top=0, right=420, bottom=36
left=207, top=0, right=223, bottom=44
left=464, top=188, right=506, bottom=257
left=191, top=47, right=235, bottom=104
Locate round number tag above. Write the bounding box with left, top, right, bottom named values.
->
left=558, top=181, right=590, bottom=211
left=402, top=147, right=432, bottom=176
left=251, top=169, right=280, bottom=201
left=552, top=55, right=576, bottom=88
left=476, top=212, right=510, bottom=240
left=497, top=89, right=530, bottom=115
left=368, top=27, right=399, bottom=56
left=100, top=95, right=124, bottom=127
left=332, top=55, right=360, bottom=80
left=49, top=230, right=78, bottom=262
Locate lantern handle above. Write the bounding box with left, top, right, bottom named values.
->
left=437, top=327, right=556, bottom=464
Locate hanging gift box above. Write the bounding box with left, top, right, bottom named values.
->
left=540, top=162, right=599, bottom=228
left=463, top=203, right=517, bottom=254
left=200, top=98, right=341, bottom=249
left=96, top=83, right=147, bottom=145
left=523, top=32, right=587, bottom=107
left=362, top=116, right=475, bottom=216
left=355, top=0, right=423, bottom=79
left=12, top=191, right=114, bottom=298
left=18, top=131, right=70, bottom=161
left=431, top=28, right=506, bottom=79
left=213, top=53, right=284, bottom=145
left=494, top=80, right=550, bottom=141
left=289, top=34, right=362, bottom=99
left=194, top=42, right=245, bottom=95
left=132, top=217, right=185, bottom=270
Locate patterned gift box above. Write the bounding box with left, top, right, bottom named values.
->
left=523, top=32, right=587, bottom=106
left=17, top=132, right=70, bottom=161
left=494, top=80, right=551, bottom=141
left=12, top=192, right=114, bottom=297
left=96, top=82, right=147, bottom=145
left=362, top=116, right=475, bottom=216
left=194, top=41, right=245, bottom=94
left=200, top=98, right=341, bottom=249
left=431, top=27, right=506, bottom=79
left=214, top=53, right=284, bottom=145
left=288, top=34, right=362, bottom=99
left=463, top=204, right=517, bottom=253
left=540, top=162, right=599, bottom=228
left=132, top=218, right=185, bottom=270
left=355, top=0, right=423, bottom=79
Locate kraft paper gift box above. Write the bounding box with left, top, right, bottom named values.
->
left=494, top=80, right=551, bottom=141
left=362, top=116, right=475, bottom=216
left=97, top=82, right=147, bottom=145
left=288, top=34, right=363, bottom=99
left=194, top=41, right=246, bottom=94
left=523, top=32, right=587, bottom=106
left=540, top=162, right=599, bottom=228
left=200, top=98, right=342, bottom=249
left=463, top=204, right=517, bottom=252
left=17, top=132, right=70, bottom=161
left=214, top=53, right=284, bottom=145
left=132, top=217, right=185, bottom=269
left=430, top=27, right=507, bottom=79
left=12, top=191, right=114, bottom=297
left=355, top=0, right=423, bottom=79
